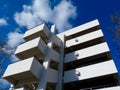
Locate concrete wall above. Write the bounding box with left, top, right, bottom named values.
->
left=15, top=37, right=47, bottom=60
left=65, top=42, right=109, bottom=63
left=46, top=68, right=58, bottom=83
left=65, top=29, right=103, bottom=48
left=23, top=23, right=50, bottom=43
left=3, top=57, right=42, bottom=85
left=60, top=19, right=99, bottom=37
left=64, top=60, right=117, bottom=83
left=96, top=86, right=120, bottom=90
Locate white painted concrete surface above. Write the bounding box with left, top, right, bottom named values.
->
left=46, top=68, right=58, bottom=83
left=50, top=48, right=60, bottom=62
left=96, top=86, right=120, bottom=90
left=15, top=37, right=47, bottom=60
left=23, top=23, right=50, bottom=43
left=65, top=29, right=103, bottom=48
left=3, top=57, right=42, bottom=85
left=64, top=60, right=117, bottom=83
left=65, top=42, right=109, bottom=63
left=63, top=19, right=99, bottom=37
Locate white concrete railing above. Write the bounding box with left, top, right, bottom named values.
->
left=64, top=19, right=99, bottom=37
left=3, top=57, right=42, bottom=86
left=65, top=29, right=103, bottom=48
left=15, top=37, right=47, bottom=60
left=96, top=86, right=120, bottom=90
left=23, top=23, right=62, bottom=47
left=64, top=60, right=118, bottom=83
left=23, top=23, right=50, bottom=43
left=65, top=42, right=109, bottom=63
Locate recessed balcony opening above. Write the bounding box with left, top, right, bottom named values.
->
left=65, top=25, right=100, bottom=41
left=64, top=52, right=111, bottom=71
left=46, top=82, right=57, bottom=90
left=53, top=43, right=60, bottom=53
left=34, top=56, right=44, bottom=64
left=49, top=60, right=59, bottom=70
left=65, top=37, right=105, bottom=54
left=64, top=74, right=118, bottom=90
left=25, top=83, right=38, bottom=90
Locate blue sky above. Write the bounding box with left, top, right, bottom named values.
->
left=0, top=0, right=120, bottom=89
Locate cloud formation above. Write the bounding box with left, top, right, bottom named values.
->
left=0, top=18, right=8, bottom=26
left=7, top=32, right=24, bottom=61
left=14, top=0, right=77, bottom=32
left=1, top=32, right=24, bottom=62
left=7, top=32, right=24, bottom=48
left=4, top=0, right=77, bottom=62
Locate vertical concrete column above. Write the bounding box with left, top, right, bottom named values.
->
left=36, top=25, right=56, bottom=90
left=36, top=42, right=53, bottom=90
left=56, top=34, right=65, bottom=90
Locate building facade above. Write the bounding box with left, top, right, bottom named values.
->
left=3, top=19, right=120, bottom=90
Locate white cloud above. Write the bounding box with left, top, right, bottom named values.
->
left=14, top=10, right=37, bottom=29
left=2, top=32, right=24, bottom=62
left=0, top=18, right=8, bottom=26
left=53, top=0, right=76, bottom=31
left=32, top=0, right=53, bottom=22
left=7, top=32, right=24, bottom=48
left=14, top=0, right=77, bottom=32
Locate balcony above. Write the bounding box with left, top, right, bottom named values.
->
left=65, top=29, right=104, bottom=48
left=64, top=19, right=100, bottom=40
left=64, top=52, right=111, bottom=71
left=96, top=86, right=120, bottom=90
left=64, top=60, right=118, bottom=83
left=65, top=30, right=105, bottom=53
left=23, top=23, right=50, bottom=43
left=3, top=57, right=42, bottom=86
left=15, top=37, right=47, bottom=60
left=65, top=42, right=109, bottom=63
left=14, top=87, right=25, bottom=90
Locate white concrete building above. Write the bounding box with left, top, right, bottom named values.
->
left=3, top=19, right=120, bottom=90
